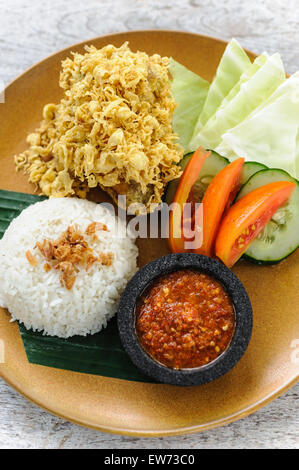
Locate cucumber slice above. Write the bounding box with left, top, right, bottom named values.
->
left=236, top=169, right=299, bottom=264
left=241, top=161, right=268, bottom=186
left=165, top=151, right=229, bottom=205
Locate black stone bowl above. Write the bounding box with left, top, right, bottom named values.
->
left=117, top=253, right=253, bottom=386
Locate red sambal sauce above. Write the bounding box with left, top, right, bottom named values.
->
left=135, top=270, right=235, bottom=370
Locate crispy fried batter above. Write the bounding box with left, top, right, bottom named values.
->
left=15, top=42, right=183, bottom=211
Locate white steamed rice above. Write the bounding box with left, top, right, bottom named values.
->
left=0, top=197, right=138, bottom=338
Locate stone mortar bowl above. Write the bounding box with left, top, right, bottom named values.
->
left=117, top=253, right=253, bottom=386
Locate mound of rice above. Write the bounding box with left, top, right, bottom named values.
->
left=0, top=198, right=138, bottom=338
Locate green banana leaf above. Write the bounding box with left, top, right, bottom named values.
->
left=0, top=190, right=153, bottom=383
left=18, top=319, right=152, bottom=382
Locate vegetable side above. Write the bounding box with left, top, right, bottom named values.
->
left=171, top=39, right=299, bottom=180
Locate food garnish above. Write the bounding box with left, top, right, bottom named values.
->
left=136, top=269, right=235, bottom=369
left=25, top=250, right=37, bottom=267
left=29, top=223, right=113, bottom=289
left=165, top=150, right=229, bottom=206
left=197, top=157, right=244, bottom=257
left=167, top=152, right=297, bottom=267
left=215, top=181, right=296, bottom=267
left=168, top=147, right=211, bottom=253
left=85, top=222, right=108, bottom=235
left=236, top=169, right=299, bottom=264
left=241, top=161, right=268, bottom=186
left=15, top=42, right=183, bottom=212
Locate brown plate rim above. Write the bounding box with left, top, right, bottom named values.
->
left=1, top=368, right=298, bottom=436
left=0, top=29, right=298, bottom=436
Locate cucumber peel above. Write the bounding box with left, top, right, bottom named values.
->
left=241, top=161, right=268, bottom=186
left=237, top=169, right=299, bottom=264
left=165, top=151, right=228, bottom=205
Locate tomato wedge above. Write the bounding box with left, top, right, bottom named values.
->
left=196, top=158, right=244, bottom=257
left=168, top=147, right=211, bottom=253
left=215, top=181, right=296, bottom=268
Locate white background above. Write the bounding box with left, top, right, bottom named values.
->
left=0, top=0, right=298, bottom=449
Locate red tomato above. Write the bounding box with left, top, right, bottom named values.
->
left=215, top=181, right=296, bottom=268
left=168, top=147, right=211, bottom=253
left=196, top=158, right=244, bottom=257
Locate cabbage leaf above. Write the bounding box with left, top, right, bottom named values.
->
left=170, top=58, right=209, bottom=151
left=190, top=39, right=252, bottom=139
left=189, top=53, right=285, bottom=151
left=216, top=72, right=299, bottom=178
left=216, top=52, right=268, bottom=111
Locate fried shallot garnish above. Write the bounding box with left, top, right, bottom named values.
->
left=98, top=252, right=114, bottom=267
left=86, top=254, right=99, bottom=272
left=26, top=250, right=37, bottom=267
left=26, top=222, right=114, bottom=290
left=55, top=261, right=76, bottom=290
left=44, top=263, right=52, bottom=272
left=36, top=239, right=53, bottom=260
left=86, top=222, right=108, bottom=234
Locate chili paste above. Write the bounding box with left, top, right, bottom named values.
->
left=136, top=269, right=235, bottom=369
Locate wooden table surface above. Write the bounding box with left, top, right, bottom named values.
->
left=0, top=0, right=298, bottom=449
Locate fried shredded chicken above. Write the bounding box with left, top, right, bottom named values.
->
left=14, top=42, right=183, bottom=212
left=26, top=222, right=114, bottom=290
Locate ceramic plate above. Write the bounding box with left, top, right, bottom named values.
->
left=0, top=31, right=298, bottom=436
